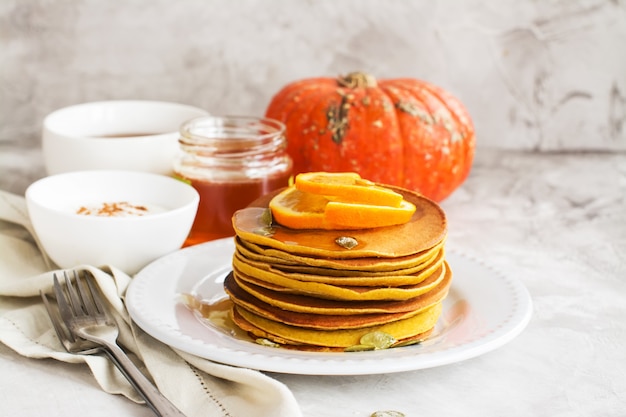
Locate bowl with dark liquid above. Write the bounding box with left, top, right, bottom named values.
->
left=42, top=100, right=208, bottom=175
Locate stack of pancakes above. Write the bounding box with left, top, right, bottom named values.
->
left=226, top=186, right=451, bottom=351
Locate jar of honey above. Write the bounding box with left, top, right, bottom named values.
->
left=174, top=116, right=292, bottom=246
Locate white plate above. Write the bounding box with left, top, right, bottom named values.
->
left=126, top=238, right=532, bottom=375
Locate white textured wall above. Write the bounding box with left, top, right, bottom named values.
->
left=1, top=0, right=625, bottom=154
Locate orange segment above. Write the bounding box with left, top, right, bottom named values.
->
left=295, top=172, right=404, bottom=207
left=324, top=200, right=416, bottom=229
left=269, top=185, right=417, bottom=230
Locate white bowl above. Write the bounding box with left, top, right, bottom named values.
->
left=26, top=170, right=200, bottom=275
left=42, top=100, right=208, bottom=176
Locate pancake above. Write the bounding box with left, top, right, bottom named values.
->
left=233, top=261, right=447, bottom=301
left=235, top=236, right=446, bottom=272
left=281, top=331, right=434, bottom=352
left=233, top=246, right=445, bottom=286
left=224, top=265, right=452, bottom=316
left=227, top=285, right=426, bottom=330
left=231, top=302, right=443, bottom=349
left=230, top=306, right=434, bottom=352
left=232, top=186, right=447, bottom=259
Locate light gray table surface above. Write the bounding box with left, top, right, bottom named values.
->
left=1, top=149, right=624, bottom=417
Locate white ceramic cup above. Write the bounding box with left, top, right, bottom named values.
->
left=42, top=100, right=209, bottom=175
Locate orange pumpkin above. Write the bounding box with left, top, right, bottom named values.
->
left=265, top=72, right=475, bottom=202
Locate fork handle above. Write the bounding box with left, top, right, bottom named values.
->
left=101, top=341, right=187, bottom=417
left=101, top=349, right=161, bottom=416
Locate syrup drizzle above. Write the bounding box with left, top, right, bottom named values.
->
left=181, top=294, right=250, bottom=340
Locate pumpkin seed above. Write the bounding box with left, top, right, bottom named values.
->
left=392, top=339, right=422, bottom=348
left=360, top=331, right=397, bottom=349
left=371, top=411, right=405, bottom=417
left=335, top=236, right=358, bottom=249
left=260, top=208, right=273, bottom=226
left=253, top=226, right=275, bottom=237
left=255, top=338, right=280, bottom=348
left=254, top=208, right=275, bottom=236
left=345, top=331, right=399, bottom=352
left=344, top=344, right=376, bottom=352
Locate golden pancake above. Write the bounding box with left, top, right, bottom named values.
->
left=231, top=302, right=443, bottom=348
left=233, top=260, right=447, bottom=301
left=281, top=331, right=435, bottom=352
left=233, top=247, right=445, bottom=287
left=235, top=236, right=446, bottom=272
left=227, top=285, right=425, bottom=330
left=225, top=266, right=451, bottom=316
left=232, top=186, right=447, bottom=259
left=230, top=306, right=434, bottom=352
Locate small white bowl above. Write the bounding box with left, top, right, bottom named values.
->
left=25, top=170, right=200, bottom=275
left=42, top=100, right=208, bottom=176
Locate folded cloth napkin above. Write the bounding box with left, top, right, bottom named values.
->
left=0, top=190, right=302, bottom=417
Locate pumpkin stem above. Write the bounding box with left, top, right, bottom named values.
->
left=337, top=72, right=377, bottom=89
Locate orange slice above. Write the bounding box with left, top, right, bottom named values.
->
left=269, top=185, right=416, bottom=230
left=324, top=200, right=416, bottom=229
left=268, top=187, right=328, bottom=229
left=295, top=172, right=404, bottom=207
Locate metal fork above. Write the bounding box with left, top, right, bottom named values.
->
left=41, top=286, right=157, bottom=415
left=41, top=288, right=103, bottom=355
left=53, top=271, right=187, bottom=417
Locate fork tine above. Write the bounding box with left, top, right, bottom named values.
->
left=40, top=290, right=74, bottom=346
left=83, top=272, right=108, bottom=316
left=64, top=270, right=84, bottom=316
left=52, top=273, right=78, bottom=342
left=75, top=271, right=100, bottom=316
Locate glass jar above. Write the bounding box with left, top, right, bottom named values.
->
left=174, top=116, right=292, bottom=246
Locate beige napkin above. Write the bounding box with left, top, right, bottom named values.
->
left=0, top=190, right=302, bottom=417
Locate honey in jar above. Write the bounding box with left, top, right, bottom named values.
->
left=174, top=116, right=292, bottom=246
